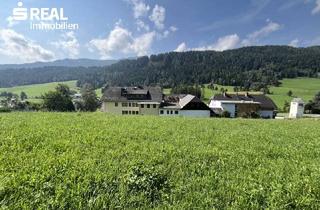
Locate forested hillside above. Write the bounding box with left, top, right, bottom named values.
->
left=77, top=46, right=320, bottom=90
left=1, top=46, right=320, bottom=89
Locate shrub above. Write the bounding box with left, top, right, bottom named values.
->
left=221, top=111, right=231, bottom=118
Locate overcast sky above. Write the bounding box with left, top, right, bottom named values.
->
left=0, top=0, right=319, bottom=64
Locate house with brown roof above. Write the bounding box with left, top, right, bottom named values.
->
left=159, top=94, right=211, bottom=117
left=101, top=86, right=163, bottom=115
left=209, top=93, right=277, bottom=118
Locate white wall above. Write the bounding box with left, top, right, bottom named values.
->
left=259, top=110, right=274, bottom=119
left=159, top=109, right=210, bottom=118
left=209, top=100, right=236, bottom=117
left=180, top=110, right=211, bottom=118
left=289, top=102, right=304, bottom=118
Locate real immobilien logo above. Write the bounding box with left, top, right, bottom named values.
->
left=12, top=1, right=79, bottom=30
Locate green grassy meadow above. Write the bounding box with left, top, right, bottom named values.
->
left=0, top=81, right=78, bottom=101
left=268, top=78, right=320, bottom=109
left=1, top=113, right=320, bottom=209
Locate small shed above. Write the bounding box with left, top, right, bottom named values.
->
left=289, top=98, right=304, bottom=119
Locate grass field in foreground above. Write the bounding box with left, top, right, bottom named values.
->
left=1, top=113, right=320, bottom=209
left=0, top=81, right=78, bottom=99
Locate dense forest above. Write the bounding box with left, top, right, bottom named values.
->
left=0, top=66, right=105, bottom=88
left=77, top=46, right=320, bottom=90
left=1, top=46, right=320, bottom=89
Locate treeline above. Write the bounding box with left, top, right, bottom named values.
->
left=77, top=46, right=320, bottom=90
left=0, top=66, right=105, bottom=88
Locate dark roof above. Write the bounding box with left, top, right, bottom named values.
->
left=102, top=86, right=163, bottom=102
left=212, top=93, right=278, bottom=110
left=161, top=94, right=211, bottom=110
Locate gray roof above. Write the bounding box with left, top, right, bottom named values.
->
left=161, top=94, right=211, bottom=110
left=212, top=93, right=278, bottom=110
left=101, top=86, right=163, bottom=102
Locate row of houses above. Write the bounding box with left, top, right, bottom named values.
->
left=101, top=86, right=278, bottom=118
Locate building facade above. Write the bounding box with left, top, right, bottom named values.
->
left=209, top=93, right=277, bottom=118
left=101, top=86, right=163, bottom=115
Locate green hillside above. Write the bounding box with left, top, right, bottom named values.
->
left=268, top=78, right=320, bottom=109
left=0, top=81, right=78, bottom=99
left=1, top=113, right=320, bottom=209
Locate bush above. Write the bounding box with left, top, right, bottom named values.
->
left=239, top=112, right=260, bottom=119
left=220, top=111, right=231, bottom=118
left=0, top=107, right=11, bottom=113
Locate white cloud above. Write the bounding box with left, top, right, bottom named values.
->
left=242, top=20, right=281, bottom=46
left=0, top=29, right=55, bottom=63
left=52, top=31, right=80, bottom=58
left=194, top=34, right=240, bottom=51
left=175, top=34, right=240, bottom=52
left=149, top=5, right=166, bottom=30
left=175, top=42, right=188, bottom=52
left=136, top=19, right=150, bottom=32
left=312, top=0, right=320, bottom=14
left=170, top=26, right=178, bottom=32
left=289, top=39, right=300, bottom=47
left=89, top=25, right=155, bottom=58
left=129, top=0, right=150, bottom=18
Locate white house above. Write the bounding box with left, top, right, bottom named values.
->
left=209, top=93, right=277, bottom=118
left=160, top=94, right=211, bottom=118
left=289, top=98, right=304, bottom=118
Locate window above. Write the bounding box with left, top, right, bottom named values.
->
left=167, top=110, right=170, bottom=114
left=153, top=104, right=157, bottom=108
left=175, top=111, right=179, bottom=115
left=141, top=104, right=144, bottom=108
left=147, top=104, right=150, bottom=108
left=160, top=110, right=164, bottom=115
left=129, top=103, right=132, bottom=107
left=170, top=110, right=173, bottom=115
left=122, top=111, right=128, bottom=115
left=115, top=102, right=118, bottom=107
left=136, top=111, right=139, bottom=115
left=122, top=103, right=128, bottom=107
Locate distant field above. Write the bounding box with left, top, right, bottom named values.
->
left=268, top=78, right=320, bottom=109
left=1, top=113, right=320, bottom=209
left=0, top=81, right=78, bottom=101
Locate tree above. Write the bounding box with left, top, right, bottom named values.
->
left=42, top=84, right=75, bottom=112
left=287, top=90, right=293, bottom=97
left=283, top=101, right=290, bottom=113
left=305, top=92, right=320, bottom=114
left=81, top=83, right=99, bottom=112
left=20, top=91, right=28, bottom=101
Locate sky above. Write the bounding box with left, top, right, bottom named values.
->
left=0, top=0, right=319, bottom=64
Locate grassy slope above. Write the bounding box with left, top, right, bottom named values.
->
left=0, top=81, right=78, bottom=98
left=268, top=78, right=320, bottom=109
left=1, top=112, right=320, bottom=209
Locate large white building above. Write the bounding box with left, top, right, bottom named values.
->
left=209, top=93, right=277, bottom=118
left=289, top=98, right=305, bottom=118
